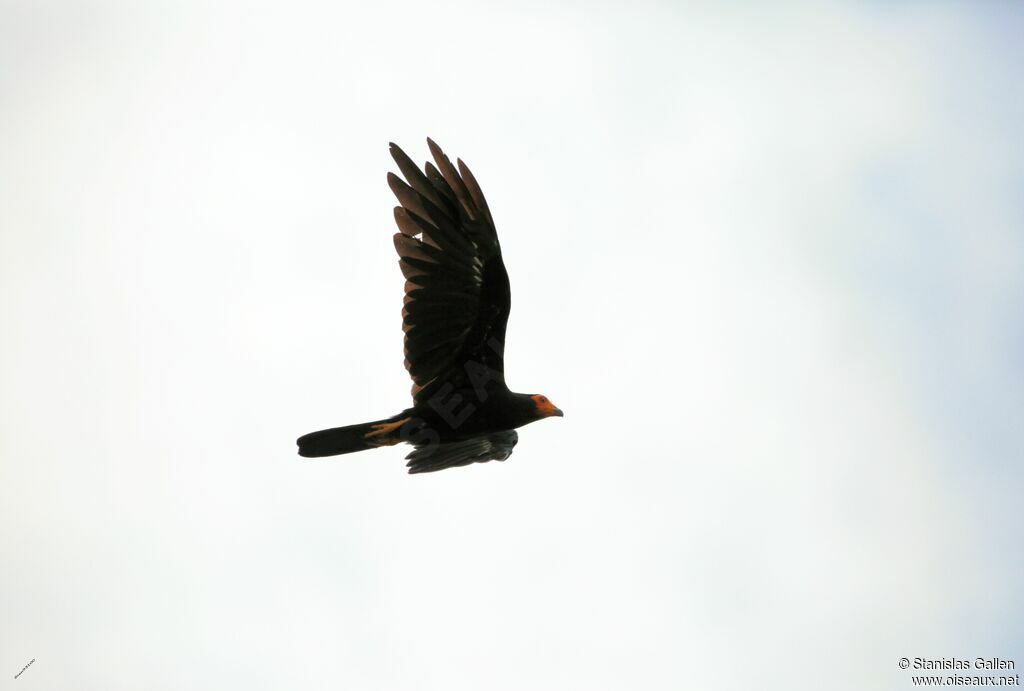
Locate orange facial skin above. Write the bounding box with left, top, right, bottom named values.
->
left=531, top=394, right=564, bottom=418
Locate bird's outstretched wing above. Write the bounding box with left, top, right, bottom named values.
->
left=388, top=139, right=511, bottom=405
left=404, top=430, right=518, bottom=474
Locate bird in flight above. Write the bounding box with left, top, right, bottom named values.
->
left=297, top=139, right=563, bottom=474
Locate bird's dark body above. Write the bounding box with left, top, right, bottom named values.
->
left=297, top=139, right=561, bottom=473
left=400, top=389, right=546, bottom=441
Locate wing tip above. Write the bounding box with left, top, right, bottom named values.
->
left=427, top=137, right=445, bottom=160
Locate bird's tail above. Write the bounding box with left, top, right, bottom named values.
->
left=297, top=415, right=410, bottom=458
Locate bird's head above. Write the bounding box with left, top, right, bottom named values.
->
left=530, top=394, right=564, bottom=419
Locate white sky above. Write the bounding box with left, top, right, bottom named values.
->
left=2, top=2, right=1022, bottom=689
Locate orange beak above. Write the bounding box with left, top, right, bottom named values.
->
left=538, top=400, right=563, bottom=418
